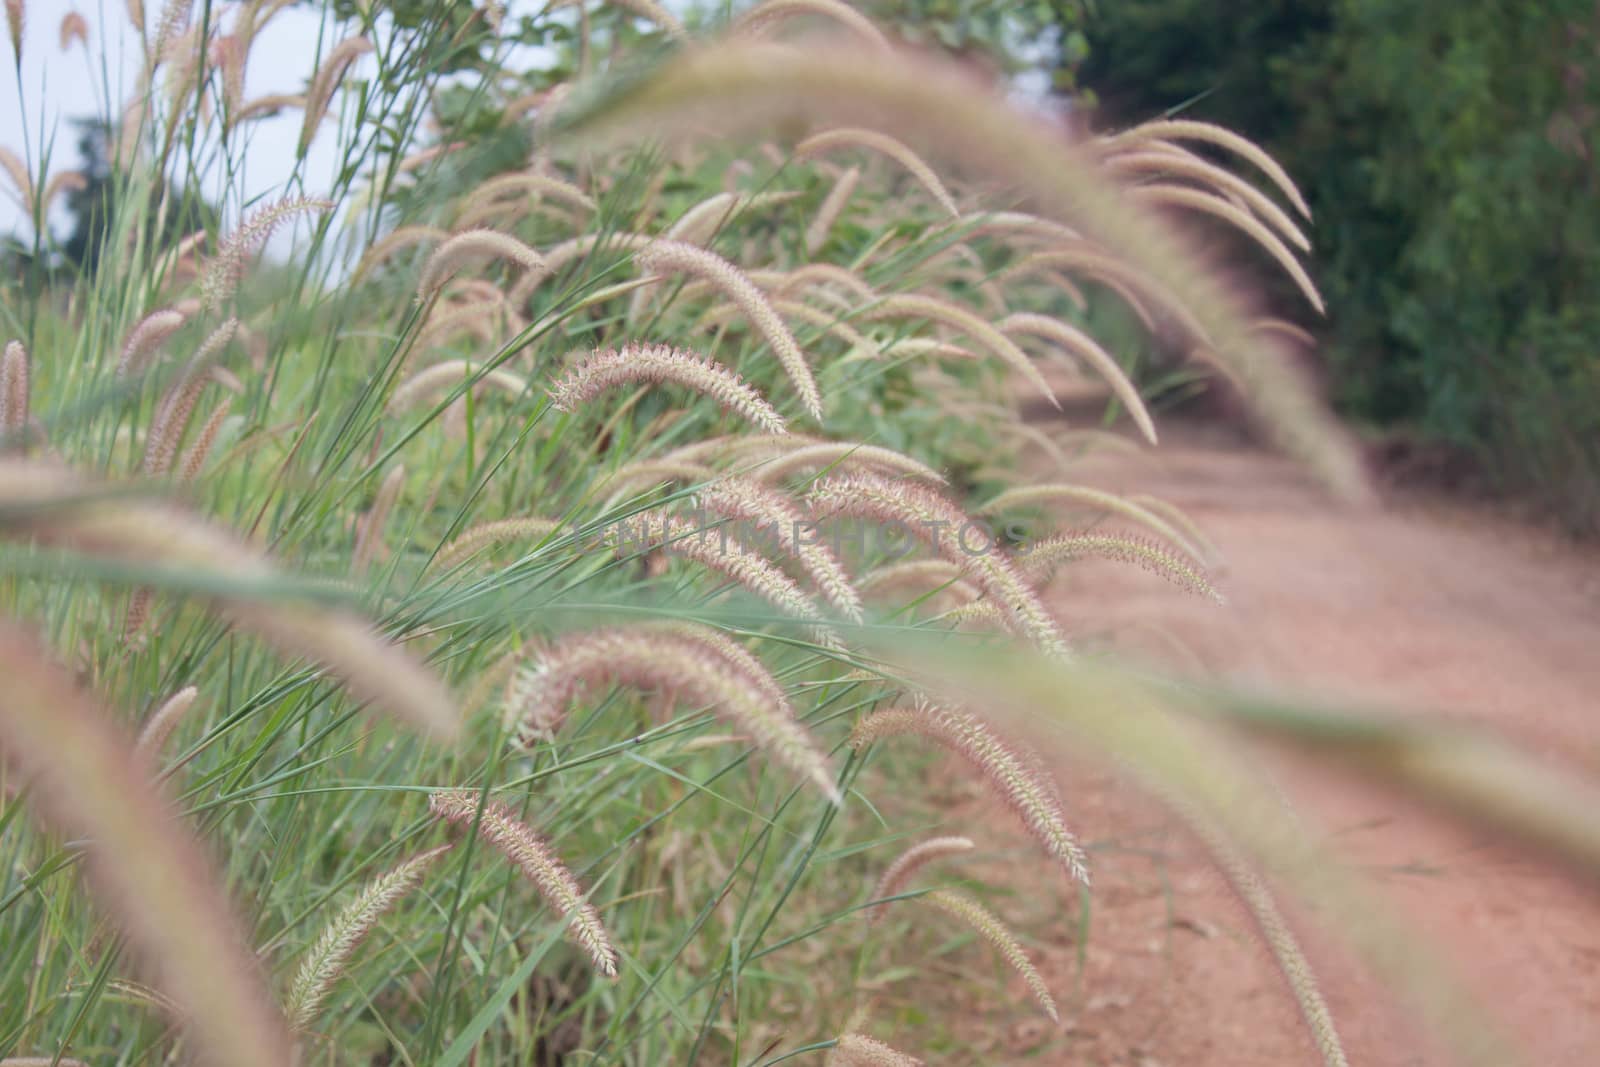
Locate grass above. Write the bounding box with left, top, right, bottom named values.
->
left=3, top=3, right=1586, bottom=1066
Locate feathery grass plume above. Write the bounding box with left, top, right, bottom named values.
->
left=388, top=360, right=529, bottom=414
left=40, top=170, right=85, bottom=213
left=298, top=35, right=372, bottom=153
left=867, top=836, right=973, bottom=924
left=548, top=343, right=788, bottom=434
left=505, top=626, right=839, bottom=801
left=1001, top=244, right=1208, bottom=341
left=557, top=43, right=1370, bottom=502
left=806, top=163, right=859, bottom=255
left=600, top=459, right=715, bottom=507
left=0, top=622, right=295, bottom=1067
left=633, top=240, right=823, bottom=420
left=878, top=336, right=976, bottom=362
left=352, top=224, right=448, bottom=282
left=1, top=340, right=28, bottom=442
left=428, top=790, right=618, bottom=976
left=1, top=458, right=457, bottom=738
left=698, top=475, right=864, bottom=622
left=134, top=684, right=199, bottom=758
left=851, top=704, right=1087, bottom=885
left=1131, top=184, right=1323, bottom=313
left=435, top=516, right=560, bottom=569
left=142, top=318, right=237, bottom=477
left=201, top=196, right=333, bottom=309
left=150, top=0, right=189, bottom=59
left=232, top=91, right=304, bottom=124
left=1017, top=532, right=1223, bottom=602
left=4, top=0, right=22, bottom=63
left=283, top=843, right=453, bottom=1031
left=699, top=297, right=880, bottom=361
left=415, top=228, right=547, bottom=301
left=773, top=262, right=878, bottom=305
left=413, top=299, right=519, bottom=353
left=456, top=171, right=597, bottom=223
left=638, top=620, right=793, bottom=714
left=827, top=1033, right=923, bottom=1067
left=1191, top=813, right=1349, bottom=1067
left=960, top=209, right=1082, bottom=246
left=921, top=888, right=1058, bottom=1022
left=0, top=146, right=30, bottom=207
left=999, top=312, right=1156, bottom=444
left=541, top=231, right=655, bottom=274
left=732, top=0, right=891, bottom=51
left=1101, top=118, right=1312, bottom=219
left=865, top=294, right=1057, bottom=408
left=807, top=473, right=1067, bottom=657
left=1127, top=492, right=1221, bottom=566
left=660, top=190, right=801, bottom=246
left=1103, top=147, right=1311, bottom=252
left=796, top=128, right=959, bottom=218
left=550, top=0, right=687, bottom=42
left=859, top=558, right=980, bottom=607
left=613, top=509, right=829, bottom=631
left=352, top=464, right=404, bottom=576
left=174, top=397, right=230, bottom=484
left=977, top=483, right=1206, bottom=562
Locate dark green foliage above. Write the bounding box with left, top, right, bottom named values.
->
left=1080, top=0, right=1600, bottom=531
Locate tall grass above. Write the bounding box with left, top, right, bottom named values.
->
left=0, top=3, right=1579, bottom=1066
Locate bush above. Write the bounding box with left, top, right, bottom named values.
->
left=1080, top=0, right=1600, bottom=531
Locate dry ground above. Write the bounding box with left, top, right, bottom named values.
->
left=933, top=416, right=1600, bottom=1066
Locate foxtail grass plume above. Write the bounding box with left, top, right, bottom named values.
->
left=435, top=516, right=560, bottom=569
left=702, top=296, right=880, bottom=361
left=0, top=458, right=458, bottom=739
left=826, top=1033, right=923, bottom=1067
left=550, top=0, right=686, bottom=41
left=999, top=312, right=1156, bottom=444
left=429, top=790, right=618, bottom=976
left=922, top=888, right=1058, bottom=1022
left=134, top=684, right=199, bottom=758
left=0, top=622, right=295, bottom=1067
left=750, top=440, right=945, bottom=485
left=116, top=308, right=187, bottom=379
left=807, top=473, right=1066, bottom=657
left=1, top=340, right=28, bottom=444
left=549, top=344, right=788, bottom=434
left=416, top=228, right=547, bottom=301
left=858, top=558, right=980, bottom=607
left=299, top=36, right=373, bottom=153
left=1128, top=492, right=1220, bottom=565
left=201, top=196, right=333, bottom=309
left=142, top=318, right=237, bottom=477
left=1131, top=184, right=1323, bottom=313
left=352, top=224, right=448, bottom=282
left=283, top=843, right=453, bottom=1031
left=389, top=360, right=529, bottom=413
left=554, top=41, right=1372, bottom=503
left=977, top=482, right=1205, bottom=562
left=796, top=127, right=959, bottom=218
left=867, top=836, right=973, bottom=924
left=866, top=293, right=1057, bottom=408
left=177, top=400, right=232, bottom=483
left=1102, top=146, right=1310, bottom=252
left=615, top=509, right=828, bottom=631
left=506, top=625, right=839, bottom=802
left=4, top=0, right=22, bottom=63
left=851, top=704, right=1088, bottom=885
left=457, top=171, right=596, bottom=222
left=1017, top=531, right=1223, bottom=603
left=732, top=0, right=891, bottom=51
left=634, top=240, right=823, bottom=420
left=352, top=464, right=405, bottom=575
left=1101, top=118, right=1312, bottom=219
left=806, top=164, right=859, bottom=255
left=698, top=476, right=864, bottom=622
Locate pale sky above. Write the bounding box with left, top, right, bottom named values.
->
left=0, top=0, right=356, bottom=239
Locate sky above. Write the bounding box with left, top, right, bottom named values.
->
left=0, top=0, right=359, bottom=239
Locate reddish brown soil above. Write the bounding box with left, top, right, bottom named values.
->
left=940, top=420, right=1600, bottom=1066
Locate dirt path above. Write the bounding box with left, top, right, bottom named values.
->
left=944, top=420, right=1600, bottom=1065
